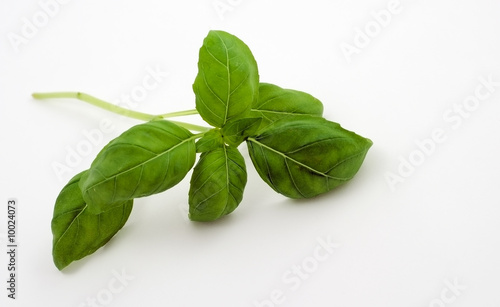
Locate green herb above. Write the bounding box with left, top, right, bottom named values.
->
left=247, top=117, right=372, bottom=199
left=189, top=145, right=247, bottom=222
left=34, top=30, right=372, bottom=270
left=251, top=83, right=324, bottom=131
left=51, top=171, right=133, bottom=270
left=80, top=120, right=197, bottom=214
left=193, top=30, right=259, bottom=128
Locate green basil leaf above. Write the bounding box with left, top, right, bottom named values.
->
left=52, top=171, right=133, bottom=270
left=250, top=83, right=324, bottom=131
left=221, top=117, right=262, bottom=147
left=196, top=128, right=224, bottom=153
left=193, top=30, right=259, bottom=128
left=80, top=120, right=196, bottom=213
left=189, top=146, right=247, bottom=222
left=247, top=117, right=372, bottom=199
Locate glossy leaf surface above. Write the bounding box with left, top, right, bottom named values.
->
left=52, top=171, right=133, bottom=270
left=251, top=83, right=324, bottom=131
left=193, top=30, right=259, bottom=128
left=247, top=117, right=372, bottom=199
left=189, top=146, right=247, bottom=221
left=80, top=120, right=196, bottom=213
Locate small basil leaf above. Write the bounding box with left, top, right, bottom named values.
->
left=52, top=171, right=133, bottom=270
left=80, top=120, right=196, bottom=213
left=221, top=117, right=262, bottom=147
left=250, top=83, right=324, bottom=131
left=247, top=117, right=372, bottom=199
left=189, top=146, right=247, bottom=222
left=196, top=128, right=224, bottom=153
left=193, top=30, right=259, bottom=128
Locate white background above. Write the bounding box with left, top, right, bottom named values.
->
left=1, top=0, right=500, bottom=306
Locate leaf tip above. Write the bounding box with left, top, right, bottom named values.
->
left=52, top=254, right=69, bottom=271
left=365, top=137, right=374, bottom=149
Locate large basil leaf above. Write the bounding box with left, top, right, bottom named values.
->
left=247, top=117, right=372, bottom=199
left=251, top=83, right=324, bottom=131
left=80, top=120, right=196, bottom=213
left=193, top=30, right=259, bottom=128
left=189, top=146, right=247, bottom=222
left=52, top=171, right=133, bottom=270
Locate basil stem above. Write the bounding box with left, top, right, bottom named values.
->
left=32, top=91, right=209, bottom=132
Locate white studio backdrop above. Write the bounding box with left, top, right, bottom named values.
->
left=1, top=0, right=500, bottom=306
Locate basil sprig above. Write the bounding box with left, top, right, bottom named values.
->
left=36, top=30, right=372, bottom=270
